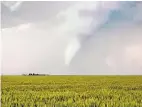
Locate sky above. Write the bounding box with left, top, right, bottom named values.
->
left=1, top=1, right=142, bottom=75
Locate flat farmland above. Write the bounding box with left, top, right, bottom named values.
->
left=1, top=75, right=142, bottom=107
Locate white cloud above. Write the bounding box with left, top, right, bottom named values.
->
left=16, top=23, right=31, bottom=31
left=1, top=20, right=70, bottom=75
left=125, top=44, right=142, bottom=65
left=1, top=23, right=32, bottom=34
left=106, top=56, right=116, bottom=68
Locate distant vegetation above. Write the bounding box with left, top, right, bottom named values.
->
left=22, top=73, right=49, bottom=76
left=1, top=75, right=142, bottom=107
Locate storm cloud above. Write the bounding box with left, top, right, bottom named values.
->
left=1, top=1, right=142, bottom=75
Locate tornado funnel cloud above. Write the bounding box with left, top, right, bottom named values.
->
left=63, top=1, right=140, bottom=66
left=65, top=37, right=81, bottom=66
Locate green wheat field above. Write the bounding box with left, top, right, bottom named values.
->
left=1, top=75, right=142, bottom=107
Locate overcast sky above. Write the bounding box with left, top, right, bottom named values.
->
left=1, top=1, right=142, bottom=75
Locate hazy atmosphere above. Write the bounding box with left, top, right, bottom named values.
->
left=1, top=1, right=142, bottom=75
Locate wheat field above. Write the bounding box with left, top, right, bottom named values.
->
left=1, top=75, right=142, bottom=107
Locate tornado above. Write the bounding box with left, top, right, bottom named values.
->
left=64, top=1, right=120, bottom=65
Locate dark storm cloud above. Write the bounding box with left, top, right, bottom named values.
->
left=1, top=1, right=75, bottom=28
